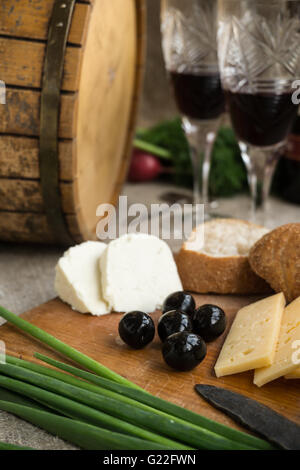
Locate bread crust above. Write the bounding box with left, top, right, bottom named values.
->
left=176, top=249, right=271, bottom=295
left=176, top=219, right=272, bottom=295
left=249, top=223, right=300, bottom=302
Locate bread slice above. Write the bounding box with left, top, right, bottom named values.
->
left=249, top=223, right=300, bottom=303
left=176, top=219, right=271, bottom=295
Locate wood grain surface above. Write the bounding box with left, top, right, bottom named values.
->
left=0, top=88, right=77, bottom=138
left=0, top=1, right=90, bottom=45
left=74, top=0, right=145, bottom=240
left=0, top=179, right=75, bottom=214
left=0, top=294, right=299, bottom=434
left=0, top=0, right=145, bottom=244
left=0, top=136, right=74, bottom=180
left=0, top=213, right=81, bottom=244
left=0, top=38, right=82, bottom=91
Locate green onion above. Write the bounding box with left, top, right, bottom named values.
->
left=0, top=362, right=254, bottom=450
left=0, top=305, right=139, bottom=390
left=6, top=354, right=205, bottom=435
left=6, top=355, right=146, bottom=410
left=133, top=138, right=172, bottom=160
left=0, top=385, right=49, bottom=411
left=7, top=355, right=271, bottom=451
left=8, top=356, right=271, bottom=451
left=35, top=353, right=275, bottom=451
left=0, top=307, right=274, bottom=450
left=0, top=441, right=35, bottom=450
left=0, top=374, right=187, bottom=450
left=0, top=401, right=170, bottom=450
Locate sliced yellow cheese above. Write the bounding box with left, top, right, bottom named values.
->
left=285, top=368, right=300, bottom=379
left=215, top=293, right=286, bottom=378
left=254, top=296, right=300, bottom=387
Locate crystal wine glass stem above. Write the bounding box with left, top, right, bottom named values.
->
left=239, top=142, right=283, bottom=225
left=190, top=144, right=202, bottom=207
left=182, top=117, right=219, bottom=208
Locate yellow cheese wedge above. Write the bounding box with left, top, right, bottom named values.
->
left=215, top=293, right=286, bottom=378
left=285, top=368, right=300, bottom=379
left=254, top=296, right=300, bottom=387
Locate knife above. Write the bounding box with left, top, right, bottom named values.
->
left=195, top=384, right=300, bottom=450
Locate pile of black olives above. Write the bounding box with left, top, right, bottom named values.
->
left=118, top=291, right=226, bottom=372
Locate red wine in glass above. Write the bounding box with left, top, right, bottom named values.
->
left=170, top=72, right=225, bottom=120
left=225, top=91, right=299, bottom=147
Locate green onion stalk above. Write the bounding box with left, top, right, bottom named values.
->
left=0, top=305, right=276, bottom=451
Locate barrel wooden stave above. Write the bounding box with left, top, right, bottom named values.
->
left=74, top=0, right=144, bottom=239
left=0, top=1, right=91, bottom=45
left=0, top=180, right=75, bottom=214
left=0, top=38, right=82, bottom=92
left=0, top=88, right=77, bottom=138
left=0, top=0, right=145, bottom=244
left=0, top=137, right=74, bottom=181
left=0, top=212, right=82, bottom=244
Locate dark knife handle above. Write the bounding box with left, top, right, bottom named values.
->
left=195, top=384, right=300, bottom=450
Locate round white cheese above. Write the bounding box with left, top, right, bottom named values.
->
left=55, top=241, right=110, bottom=316
left=100, top=233, right=183, bottom=313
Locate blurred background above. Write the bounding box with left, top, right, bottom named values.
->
left=138, top=0, right=177, bottom=127
left=131, top=0, right=300, bottom=210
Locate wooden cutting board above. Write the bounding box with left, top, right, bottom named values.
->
left=0, top=294, right=299, bottom=434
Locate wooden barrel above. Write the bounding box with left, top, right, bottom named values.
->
left=0, top=0, right=145, bottom=244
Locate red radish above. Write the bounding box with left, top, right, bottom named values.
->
left=128, top=150, right=163, bottom=182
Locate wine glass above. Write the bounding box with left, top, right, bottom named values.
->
left=217, top=0, right=300, bottom=225
left=161, top=0, right=225, bottom=210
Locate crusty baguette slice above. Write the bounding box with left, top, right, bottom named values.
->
left=249, top=223, right=300, bottom=303
left=176, top=219, right=271, bottom=295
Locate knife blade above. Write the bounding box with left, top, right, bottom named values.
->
left=195, top=384, right=300, bottom=450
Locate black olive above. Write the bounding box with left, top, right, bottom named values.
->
left=162, top=291, right=195, bottom=317
left=193, top=304, right=226, bottom=342
left=118, top=311, right=155, bottom=349
left=158, top=310, right=193, bottom=342
left=162, top=331, right=206, bottom=371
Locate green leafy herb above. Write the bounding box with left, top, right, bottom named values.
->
left=210, top=127, right=248, bottom=197
left=135, top=118, right=248, bottom=197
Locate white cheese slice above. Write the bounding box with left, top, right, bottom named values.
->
left=100, top=233, right=183, bottom=313
left=214, top=293, right=286, bottom=378
left=55, top=241, right=110, bottom=316
left=254, top=296, right=300, bottom=387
